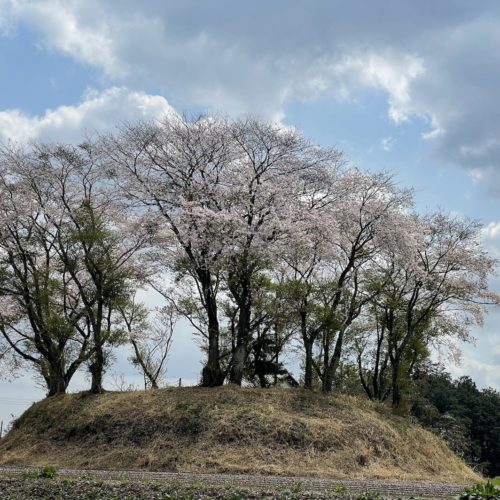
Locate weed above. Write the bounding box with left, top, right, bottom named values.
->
left=335, top=483, right=348, bottom=494
left=148, top=480, right=162, bottom=491
left=21, top=465, right=57, bottom=479
left=460, top=479, right=500, bottom=499
left=38, top=465, right=57, bottom=478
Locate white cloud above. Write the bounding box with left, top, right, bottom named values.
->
left=480, top=221, right=500, bottom=258
left=3, top=2, right=500, bottom=188
left=0, top=1, right=431, bottom=121
left=381, top=136, right=395, bottom=151
left=0, top=86, right=176, bottom=143
left=482, top=221, right=500, bottom=241
left=450, top=355, right=500, bottom=390
left=328, top=52, right=425, bottom=123
left=446, top=306, right=500, bottom=391
left=2, top=0, right=122, bottom=75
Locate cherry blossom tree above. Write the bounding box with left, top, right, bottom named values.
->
left=0, top=142, right=153, bottom=394
left=40, top=143, right=153, bottom=393
left=102, top=117, right=233, bottom=386
left=359, top=212, right=500, bottom=407
left=3, top=116, right=497, bottom=403
left=0, top=146, right=91, bottom=395
left=220, top=120, right=344, bottom=385
left=103, top=116, right=344, bottom=386
left=278, top=169, right=413, bottom=392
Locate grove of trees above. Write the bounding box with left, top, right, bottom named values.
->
left=0, top=116, right=498, bottom=410
left=412, top=367, right=500, bottom=477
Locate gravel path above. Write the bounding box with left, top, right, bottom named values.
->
left=0, top=465, right=468, bottom=498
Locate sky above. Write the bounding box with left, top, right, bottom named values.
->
left=1, top=0, right=500, bottom=429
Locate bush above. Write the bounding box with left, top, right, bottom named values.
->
left=38, top=466, right=57, bottom=479
left=459, top=480, right=500, bottom=499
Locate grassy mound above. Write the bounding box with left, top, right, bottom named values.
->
left=0, top=386, right=479, bottom=482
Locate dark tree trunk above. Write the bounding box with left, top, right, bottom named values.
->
left=372, top=327, right=383, bottom=399
left=89, top=344, right=105, bottom=394
left=391, top=355, right=401, bottom=408
left=254, top=359, right=268, bottom=388
left=45, top=369, right=69, bottom=397
left=273, top=323, right=279, bottom=386
left=200, top=273, right=224, bottom=387
left=303, top=339, right=314, bottom=390
left=89, top=299, right=106, bottom=394
left=301, top=309, right=315, bottom=390
left=322, top=364, right=334, bottom=392
left=322, top=329, right=344, bottom=393
left=229, top=344, right=246, bottom=385
left=362, top=324, right=390, bottom=402
left=357, top=352, right=373, bottom=399
left=228, top=269, right=252, bottom=386
left=229, top=301, right=251, bottom=385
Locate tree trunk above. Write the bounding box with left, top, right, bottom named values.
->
left=391, top=357, right=401, bottom=408
left=322, top=363, right=335, bottom=392
left=303, top=338, right=314, bottom=390
left=301, top=309, right=315, bottom=390
left=229, top=343, right=247, bottom=385
left=45, top=370, right=69, bottom=397
left=228, top=278, right=252, bottom=386
left=130, top=338, right=161, bottom=390
left=89, top=345, right=105, bottom=394
left=202, top=341, right=224, bottom=386
left=273, top=323, right=279, bottom=386
left=229, top=304, right=251, bottom=385
left=200, top=273, right=224, bottom=387
left=357, top=352, right=373, bottom=399
left=201, top=310, right=224, bottom=386
left=322, top=329, right=344, bottom=393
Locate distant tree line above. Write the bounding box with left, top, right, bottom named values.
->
left=0, top=116, right=498, bottom=410
left=412, top=367, right=500, bottom=477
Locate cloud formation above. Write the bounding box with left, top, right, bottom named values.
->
left=2, top=1, right=500, bottom=187
left=0, top=87, right=175, bottom=143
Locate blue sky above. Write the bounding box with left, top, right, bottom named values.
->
left=1, top=0, right=500, bottom=427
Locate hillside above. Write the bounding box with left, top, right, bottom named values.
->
left=0, top=386, right=479, bottom=482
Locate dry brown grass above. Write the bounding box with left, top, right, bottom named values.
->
left=0, top=386, right=479, bottom=482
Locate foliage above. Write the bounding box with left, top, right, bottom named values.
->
left=38, top=465, right=57, bottom=479
left=0, top=142, right=153, bottom=395
left=22, top=465, right=57, bottom=479
left=0, top=115, right=498, bottom=483
left=413, top=369, right=500, bottom=477
left=460, top=480, right=500, bottom=499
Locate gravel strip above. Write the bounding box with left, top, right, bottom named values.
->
left=0, top=465, right=468, bottom=498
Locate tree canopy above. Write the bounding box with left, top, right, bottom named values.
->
left=0, top=116, right=497, bottom=413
